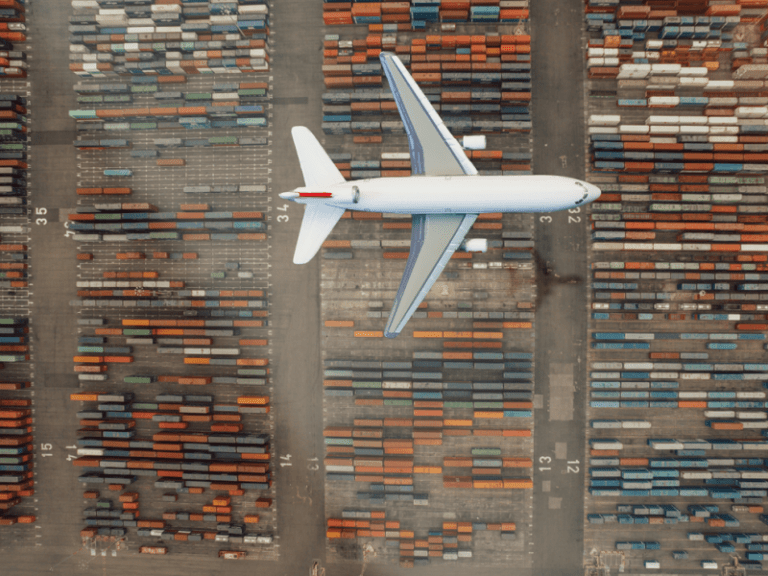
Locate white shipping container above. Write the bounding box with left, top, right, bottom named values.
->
left=742, top=471, right=768, bottom=479
left=708, top=116, right=737, bottom=125
left=649, top=96, right=680, bottom=108
left=649, top=125, right=679, bottom=134
left=743, top=422, right=768, bottom=429
left=678, top=67, right=708, bottom=77
left=78, top=374, right=108, bottom=381
left=151, top=4, right=181, bottom=13
left=621, top=421, right=651, bottom=429
left=651, top=63, right=681, bottom=75
left=678, top=115, right=708, bottom=125
left=618, top=124, right=649, bottom=134
left=709, top=125, right=739, bottom=135
left=735, top=106, right=768, bottom=118
left=679, top=77, right=708, bottom=87
left=126, top=27, right=156, bottom=34
left=589, top=115, right=621, bottom=126
left=705, top=80, right=735, bottom=90
left=682, top=471, right=712, bottom=479
left=239, top=4, right=268, bottom=14
left=737, top=391, right=766, bottom=399
left=381, top=152, right=410, bottom=160
left=679, top=125, right=710, bottom=135
left=741, top=244, right=768, bottom=252
left=325, top=465, right=354, bottom=473
left=591, top=441, right=623, bottom=450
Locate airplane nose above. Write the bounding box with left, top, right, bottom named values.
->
left=588, top=183, right=601, bottom=202
left=279, top=191, right=298, bottom=200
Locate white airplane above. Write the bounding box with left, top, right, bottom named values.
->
left=279, top=52, right=601, bottom=338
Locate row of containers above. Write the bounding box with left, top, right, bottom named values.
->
left=66, top=201, right=267, bottom=244
left=327, top=511, right=518, bottom=567
left=69, top=83, right=269, bottom=132
left=323, top=346, right=534, bottom=564
left=69, top=0, right=269, bottom=77
left=73, top=313, right=269, bottom=380
left=584, top=0, right=768, bottom=570
left=71, top=391, right=275, bottom=547
left=322, top=0, right=529, bottom=26
left=321, top=224, right=535, bottom=264
left=0, top=317, right=32, bottom=525
left=590, top=501, right=768, bottom=570
left=0, top=0, right=31, bottom=527
left=321, top=33, right=532, bottom=138
left=328, top=148, right=531, bottom=177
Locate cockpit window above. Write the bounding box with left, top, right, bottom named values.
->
left=575, top=181, right=589, bottom=204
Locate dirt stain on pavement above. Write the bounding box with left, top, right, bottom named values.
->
left=532, top=249, right=582, bottom=309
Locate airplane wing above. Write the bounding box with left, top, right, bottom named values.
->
left=380, top=52, right=477, bottom=177
left=384, top=213, right=477, bottom=338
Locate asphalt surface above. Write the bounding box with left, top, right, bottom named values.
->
left=267, top=0, right=330, bottom=572
left=530, top=0, right=589, bottom=572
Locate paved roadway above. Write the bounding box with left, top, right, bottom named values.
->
left=266, top=0, right=330, bottom=573
left=530, top=0, right=590, bottom=573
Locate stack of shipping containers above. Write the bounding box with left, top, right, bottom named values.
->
left=66, top=0, right=275, bottom=556
left=0, top=0, right=33, bottom=529
left=318, top=0, right=541, bottom=568
left=584, top=0, right=768, bottom=570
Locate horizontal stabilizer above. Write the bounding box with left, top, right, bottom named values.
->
left=291, top=126, right=346, bottom=188
left=293, top=202, right=346, bottom=265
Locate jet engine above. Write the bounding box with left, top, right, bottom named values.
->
left=462, top=238, right=488, bottom=252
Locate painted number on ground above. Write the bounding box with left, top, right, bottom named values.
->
left=35, top=207, right=47, bottom=225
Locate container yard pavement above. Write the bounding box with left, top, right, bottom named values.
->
left=530, top=0, right=589, bottom=573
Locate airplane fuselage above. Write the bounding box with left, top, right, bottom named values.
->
left=286, top=174, right=600, bottom=214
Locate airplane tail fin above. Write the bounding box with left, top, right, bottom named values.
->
left=293, top=203, right=346, bottom=264
left=289, top=127, right=347, bottom=264
left=291, top=126, right=346, bottom=188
